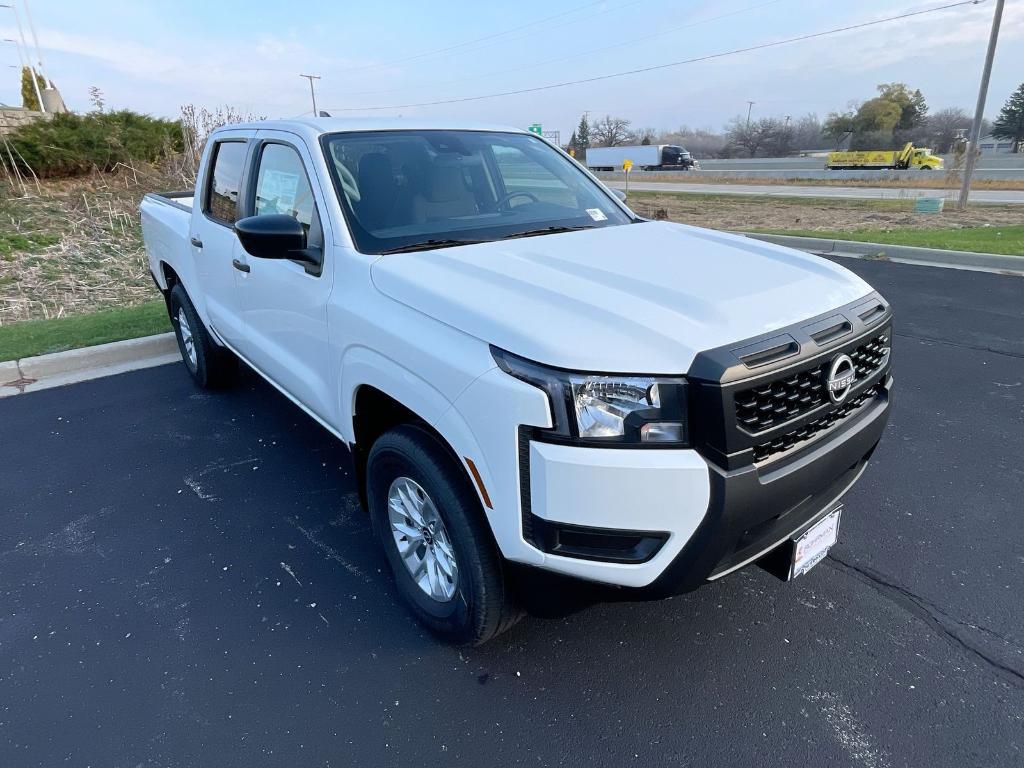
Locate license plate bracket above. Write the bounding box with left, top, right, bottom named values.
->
left=757, top=505, right=842, bottom=581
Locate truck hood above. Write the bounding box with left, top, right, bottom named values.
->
left=370, top=221, right=873, bottom=373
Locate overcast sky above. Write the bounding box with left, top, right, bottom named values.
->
left=2, top=0, right=1021, bottom=139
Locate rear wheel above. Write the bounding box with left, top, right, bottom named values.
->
left=169, top=284, right=236, bottom=388
left=366, top=425, right=521, bottom=645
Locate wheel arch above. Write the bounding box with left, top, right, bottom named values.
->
left=347, top=377, right=491, bottom=517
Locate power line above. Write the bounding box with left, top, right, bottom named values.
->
left=338, top=0, right=608, bottom=75
left=327, top=0, right=985, bottom=112
left=331, top=0, right=784, bottom=100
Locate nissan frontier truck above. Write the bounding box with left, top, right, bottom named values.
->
left=141, top=118, right=893, bottom=644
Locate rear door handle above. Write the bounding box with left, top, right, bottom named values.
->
left=232, top=258, right=251, bottom=273
left=190, top=236, right=203, bottom=248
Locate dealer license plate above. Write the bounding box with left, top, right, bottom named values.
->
left=790, top=506, right=841, bottom=579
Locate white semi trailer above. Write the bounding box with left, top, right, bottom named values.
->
left=585, top=144, right=696, bottom=171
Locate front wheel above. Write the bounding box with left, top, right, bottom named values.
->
left=366, top=425, right=521, bottom=645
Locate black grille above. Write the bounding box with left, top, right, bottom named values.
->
left=850, top=333, right=889, bottom=377
left=751, top=382, right=884, bottom=463
left=734, top=330, right=889, bottom=435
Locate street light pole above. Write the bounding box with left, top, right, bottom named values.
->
left=1, top=3, right=43, bottom=111
left=957, top=0, right=1004, bottom=210
left=746, top=101, right=755, bottom=128
left=19, top=0, right=49, bottom=83
left=300, top=74, right=321, bottom=116
left=4, top=38, right=25, bottom=71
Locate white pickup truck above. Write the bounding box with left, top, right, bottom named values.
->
left=141, top=118, right=893, bottom=644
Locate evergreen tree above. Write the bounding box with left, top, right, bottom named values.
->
left=576, top=114, right=591, bottom=149
left=992, top=83, right=1024, bottom=153
left=21, top=67, right=46, bottom=111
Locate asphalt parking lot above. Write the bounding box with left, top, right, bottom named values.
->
left=1, top=258, right=1021, bottom=767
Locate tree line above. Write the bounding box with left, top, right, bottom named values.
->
left=567, top=82, right=1024, bottom=158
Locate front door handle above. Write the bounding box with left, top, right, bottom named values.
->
left=232, top=258, right=251, bottom=273
left=190, top=236, right=203, bottom=248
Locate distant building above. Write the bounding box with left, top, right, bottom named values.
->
left=977, top=134, right=1017, bottom=154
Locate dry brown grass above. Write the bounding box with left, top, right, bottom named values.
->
left=626, top=191, right=1024, bottom=233
left=0, top=162, right=182, bottom=326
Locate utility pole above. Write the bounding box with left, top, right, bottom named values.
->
left=746, top=101, right=755, bottom=128
left=300, top=74, right=321, bottom=116
left=958, top=0, right=1004, bottom=210
left=1, top=3, right=43, bottom=111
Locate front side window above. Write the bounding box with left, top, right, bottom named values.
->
left=204, top=141, right=247, bottom=224
left=321, top=130, right=633, bottom=254
left=253, top=143, right=316, bottom=231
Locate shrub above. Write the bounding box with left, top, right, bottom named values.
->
left=6, top=110, right=184, bottom=178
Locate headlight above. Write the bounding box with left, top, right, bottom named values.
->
left=492, top=348, right=688, bottom=446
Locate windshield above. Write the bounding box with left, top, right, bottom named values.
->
left=320, top=130, right=633, bottom=254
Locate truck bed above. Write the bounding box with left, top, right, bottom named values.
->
left=140, top=190, right=195, bottom=290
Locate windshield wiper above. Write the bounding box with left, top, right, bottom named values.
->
left=500, top=225, right=595, bottom=240
left=379, top=238, right=488, bottom=254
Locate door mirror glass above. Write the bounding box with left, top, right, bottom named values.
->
left=235, top=214, right=308, bottom=259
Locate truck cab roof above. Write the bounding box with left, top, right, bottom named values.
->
left=212, top=117, right=533, bottom=141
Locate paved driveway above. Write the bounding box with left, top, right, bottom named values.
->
left=1, top=259, right=1021, bottom=767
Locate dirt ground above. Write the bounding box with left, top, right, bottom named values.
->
left=627, top=192, right=1024, bottom=233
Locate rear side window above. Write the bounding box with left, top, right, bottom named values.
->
left=204, top=141, right=247, bottom=224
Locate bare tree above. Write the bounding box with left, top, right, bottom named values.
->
left=591, top=115, right=632, bottom=147
left=925, top=107, right=972, bottom=153
left=87, top=86, right=106, bottom=113
left=789, top=114, right=826, bottom=151
left=661, top=126, right=728, bottom=158
left=631, top=126, right=658, bottom=145
left=725, top=116, right=789, bottom=157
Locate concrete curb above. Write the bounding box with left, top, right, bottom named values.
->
left=737, top=232, right=1024, bottom=276
left=1, top=333, right=179, bottom=398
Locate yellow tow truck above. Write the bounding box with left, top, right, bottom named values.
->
left=826, top=142, right=944, bottom=171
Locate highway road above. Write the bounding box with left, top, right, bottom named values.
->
left=612, top=179, right=1024, bottom=204
left=1, top=260, right=1022, bottom=766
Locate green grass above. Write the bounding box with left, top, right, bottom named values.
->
left=748, top=225, right=1024, bottom=256
left=0, top=232, right=60, bottom=255
left=0, top=299, right=171, bottom=362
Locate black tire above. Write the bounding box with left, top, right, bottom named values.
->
left=366, top=424, right=521, bottom=645
left=168, top=284, right=236, bottom=388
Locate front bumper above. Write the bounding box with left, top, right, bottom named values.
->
left=642, top=374, right=890, bottom=597
left=519, top=375, right=890, bottom=592
left=512, top=293, right=893, bottom=591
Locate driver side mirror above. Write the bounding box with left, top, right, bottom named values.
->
left=610, top=188, right=627, bottom=203
left=235, top=214, right=311, bottom=261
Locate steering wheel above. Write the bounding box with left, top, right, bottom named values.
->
left=336, top=163, right=361, bottom=203
left=496, top=190, right=539, bottom=211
